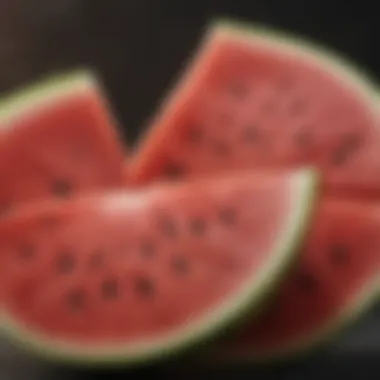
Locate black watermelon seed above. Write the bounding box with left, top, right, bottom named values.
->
left=101, top=279, right=119, bottom=299
left=158, top=216, right=178, bottom=238
left=165, top=162, right=184, bottom=179
left=219, top=208, right=237, bottom=225
left=243, top=126, right=260, bottom=143
left=57, top=252, right=75, bottom=274
left=190, top=219, right=206, bottom=235
left=52, top=180, right=73, bottom=197
left=330, top=245, right=348, bottom=266
left=297, top=272, right=318, bottom=292
left=212, top=140, right=230, bottom=155
left=172, top=256, right=189, bottom=275
left=331, top=134, right=362, bottom=165
left=67, top=290, right=84, bottom=311
left=135, top=277, right=155, bottom=298
left=140, top=240, right=155, bottom=259
left=18, top=243, right=35, bottom=260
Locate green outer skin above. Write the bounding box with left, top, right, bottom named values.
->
left=0, top=67, right=107, bottom=323
left=0, top=68, right=99, bottom=297
left=217, top=274, right=380, bottom=364
left=131, top=16, right=379, bottom=173
left=1, top=169, right=319, bottom=367
left=208, top=19, right=379, bottom=116
left=0, top=67, right=125, bottom=152
left=192, top=19, right=380, bottom=363
left=0, top=68, right=101, bottom=124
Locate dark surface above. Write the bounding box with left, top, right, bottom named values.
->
left=2, top=304, right=380, bottom=379
left=1, top=0, right=380, bottom=378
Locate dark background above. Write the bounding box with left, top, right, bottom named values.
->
left=0, top=0, right=379, bottom=143
left=1, top=0, right=380, bottom=378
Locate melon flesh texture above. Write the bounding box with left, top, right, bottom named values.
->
left=0, top=70, right=127, bottom=215
left=0, top=170, right=316, bottom=364
left=130, top=22, right=380, bottom=198
left=128, top=21, right=380, bottom=359
left=216, top=199, right=380, bottom=359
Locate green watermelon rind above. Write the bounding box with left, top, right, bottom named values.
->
left=130, top=18, right=379, bottom=178
left=0, top=66, right=126, bottom=167
left=208, top=18, right=379, bottom=114
left=191, top=19, right=380, bottom=363
left=0, top=68, right=101, bottom=124
left=1, top=169, right=318, bottom=367
left=208, top=269, right=380, bottom=364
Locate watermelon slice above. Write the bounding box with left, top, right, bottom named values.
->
left=0, top=169, right=317, bottom=365
left=128, top=19, right=380, bottom=359
left=0, top=69, right=127, bottom=215
left=213, top=199, right=380, bottom=360
left=129, top=20, right=380, bottom=198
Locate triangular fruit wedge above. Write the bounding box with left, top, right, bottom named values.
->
left=0, top=69, right=128, bottom=215
left=211, top=199, right=380, bottom=360
left=129, top=20, right=380, bottom=198
left=0, top=169, right=317, bottom=366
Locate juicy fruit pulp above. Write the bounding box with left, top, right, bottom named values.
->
left=127, top=19, right=380, bottom=360
left=129, top=21, right=379, bottom=198
left=217, top=199, right=380, bottom=359
left=1, top=170, right=316, bottom=364
left=0, top=70, right=127, bottom=216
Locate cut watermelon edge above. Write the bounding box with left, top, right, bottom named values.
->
left=209, top=18, right=379, bottom=108
left=0, top=68, right=101, bottom=125
left=129, top=18, right=379, bottom=180
left=0, top=169, right=318, bottom=367
left=0, top=66, right=128, bottom=174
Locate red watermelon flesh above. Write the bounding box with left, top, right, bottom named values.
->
left=0, top=169, right=316, bottom=364
left=129, top=21, right=380, bottom=198
left=0, top=70, right=127, bottom=215
left=215, top=199, right=380, bottom=359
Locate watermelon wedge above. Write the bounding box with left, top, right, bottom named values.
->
left=212, top=199, right=380, bottom=361
left=0, top=69, right=127, bottom=216
left=129, top=20, right=380, bottom=198
left=128, top=19, right=380, bottom=359
left=0, top=169, right=317, bottom=366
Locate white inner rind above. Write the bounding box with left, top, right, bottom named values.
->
left=1, top=169, right=318, bottom=366
left=0, top=69, right=98, bottom=125
left=131, top=19, right=379, bottom=175
left=195, top=21, right=380, bottom=361
left=207, top=20, right=379, bottom=125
